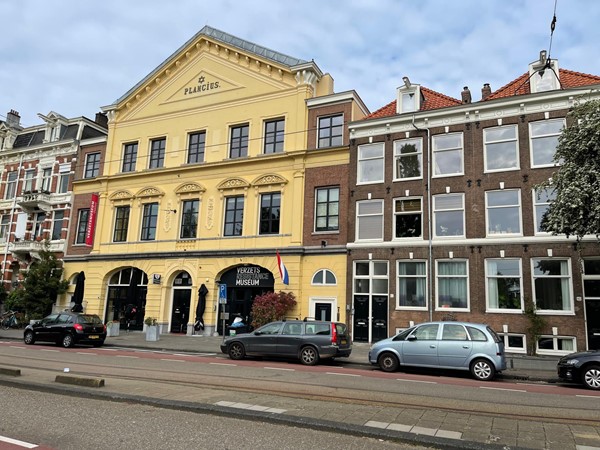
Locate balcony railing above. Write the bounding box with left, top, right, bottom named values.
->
left=17, top=191, right=52, bottom=213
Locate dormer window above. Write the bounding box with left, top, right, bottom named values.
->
left=529, top=51, right=560, bottom=93
left=397, top=78, right=421, bottom=114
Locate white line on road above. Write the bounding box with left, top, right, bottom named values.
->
left=325, top=372, right=361, bottom=377
left=40, top=349, right=59, bottom=352
left=10, top=346, right=25, bottom=349
left=160, top=359, right=185, bottom=362
left=97, top=348, right=117, bottom=351
left=116, top=355, right=138, bottom=359
left=77, top=352, right=96, bottom=355
left=396, top=379, right=437, bottom=384
left=210, top=362, right=237, bottom=366
left=479, top=386, right=526, bottom=392
left=0, top=434, right=38, bottom=448
left=264, top=367, right=295, bottom=371
left=576, top=394, right=600, bottom=399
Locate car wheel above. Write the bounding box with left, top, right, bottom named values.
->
left=228, top=342, right=245, bottom=360
left=470, top=358, right=495, bottom=381
left=582, top=364, right=600, bottom=390
left=378, top=352, right=400, bottom=372
left=24, top=331, right=35, bottom=345
left=299, top=346, right=319, bottom=366
left=61, top=334, right=74, bottom=348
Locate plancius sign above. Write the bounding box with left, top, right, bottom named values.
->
left=184, top=75, right=220, bottom=96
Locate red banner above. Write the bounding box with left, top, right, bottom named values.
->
left=85, top=193, right=99, bottom=246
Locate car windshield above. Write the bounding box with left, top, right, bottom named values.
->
left=78, top=315, right=103, bottom=325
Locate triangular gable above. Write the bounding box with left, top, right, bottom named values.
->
left=486, top=68, right=600, bottom=101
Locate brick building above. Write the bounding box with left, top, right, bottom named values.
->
left=347, top=52, right=600, bottom=354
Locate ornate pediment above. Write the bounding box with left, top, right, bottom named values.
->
left=109, top=190, right=134, bottom=201
left=175, top=182, right=206, bottom=195
left=217, top=178, right=250, bottom=191
left=251, top=174, right=288, bottom=187
left=135, top=187, right=165, bottom=198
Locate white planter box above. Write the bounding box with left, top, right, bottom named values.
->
left=107, top=322, right=120, bottom=337
left=145, top=325, right=159, bottom=341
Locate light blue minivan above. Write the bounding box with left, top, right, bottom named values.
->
left=368, top=321, right=506, bottom=381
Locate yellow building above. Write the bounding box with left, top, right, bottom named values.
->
left=62, top=26, right=367, bottom=335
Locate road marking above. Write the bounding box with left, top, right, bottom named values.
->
left=77, top=352, right=96, bottom=355
left=97, top=348, right=117, bottom=351
left=396, top=378, right=437, bottom=384
left=210, top=362, right=237, bottom=366
left=0, top=435, right=38, bottom=448
left=160, top=359, right=185, bottom=362
left=40, top=349, right=59, bottom=352
left=264, top=367, right=295, bottom=371
left=479, top=386, right=526, bottom=392
left=576, top=394, right=600, bottom=399
left=10, top=346, right=25, bottom=349
left=215, top=401, right=286, bottom=414
left=325, top=372, right=361, bottom=377
left=116, top=355, right=138, bottom=359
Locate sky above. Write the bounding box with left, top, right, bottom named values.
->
left=2, top=0, right=600, bottom=128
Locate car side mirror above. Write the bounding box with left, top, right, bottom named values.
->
left=254, top=331, right=262, bottom=336
left=407, top=335, right=417, bottom=341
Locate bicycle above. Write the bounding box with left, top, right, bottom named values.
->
left=1, top=311, right=20, bottom=330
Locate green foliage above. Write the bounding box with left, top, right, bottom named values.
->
left=536, top=99, right=600, bottom=246
left=250, top=291, right=297, bottom=328
left=144, top=316, right=158, bottom=326
left=7, top=241, right=69, bottom=319
left=523, top=298, right=546, bottom=356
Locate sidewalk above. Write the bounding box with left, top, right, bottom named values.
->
left=1, top=327, right=558, bottom=381
left=2, top=327, right=599, bottom=450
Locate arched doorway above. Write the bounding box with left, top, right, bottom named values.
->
left=217, top=264, right=275, bottom=335
left=105, top=267, right=148, bottom=331
left=170, top=271, right=192, bottom=333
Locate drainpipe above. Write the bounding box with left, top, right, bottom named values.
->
left=2, top=153, right=24, bottom=290
left=411, top=116, right=433, bottom=322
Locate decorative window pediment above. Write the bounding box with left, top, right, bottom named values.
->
left=175, top=182, right=206, bottom=195
left=135, top=187, right=165, bottom=199
left=251, top=174, right=287, bottom=187
left=109, top=190, right=134, bottom=201
left=217, top=178, right=250, bottom=191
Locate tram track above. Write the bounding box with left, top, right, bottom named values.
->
left=1, top=348, right=599, bottom=427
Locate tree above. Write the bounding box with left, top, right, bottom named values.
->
left=536, top=99, right=600, bottom=246
left=5, top=241, right=69, bottom=319
left=250, top=291, right=297, bottom=329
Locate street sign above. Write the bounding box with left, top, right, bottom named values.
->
left=218, top=283, right=227, bottom=304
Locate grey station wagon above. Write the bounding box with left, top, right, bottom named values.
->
left=368, top=321, right=506, bottom=381
left=220, top=320, right=352, bottom=365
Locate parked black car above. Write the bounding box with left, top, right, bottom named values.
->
left=24, top=311, right=107, bottom=348
left=557, top=350, right=600, bottom=390
left=220, top=320, right=352, bottom=365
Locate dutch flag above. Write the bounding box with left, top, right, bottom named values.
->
left=277, top=251, right=289, bottom=285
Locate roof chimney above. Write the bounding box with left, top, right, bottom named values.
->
left=461, top=86, right=472, bottom=104
left=6, top=110, right=21, bottom=127
left=481, top=83, right=492, bottom=100
left=95, top=112, right=108, bottom=129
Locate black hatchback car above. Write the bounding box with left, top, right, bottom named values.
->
left=24, top=311, right=107, bottom=348
left=220, top=320, right=352, bottom=365
left=557, top=349, right=600, bottom=390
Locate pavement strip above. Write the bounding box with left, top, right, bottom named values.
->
left=365, top=420, right=462, bottom=440
left=215, top=400, right=286, bottom=414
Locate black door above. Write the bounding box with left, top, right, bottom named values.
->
left=315, top=303, right=331, bottom=321
left=372, top=296, right=388, bottom=342
left=353, top=295, right=369, bottom=342
left=170, top=289, right=191, bottom=333
left=585, top=300, right=600, bottom=350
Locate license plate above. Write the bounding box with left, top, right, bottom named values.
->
left=341, top=339, right=347, bottom=345
left=89, top=335, right=99, bottom=339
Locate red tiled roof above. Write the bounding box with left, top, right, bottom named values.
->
left=365, top=86, right=462, bottom=120
left=485, top=68, right=600, bottom=101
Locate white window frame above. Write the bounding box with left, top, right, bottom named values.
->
left=435, top=259, right=470, bottom=312
left=432, top=132, right=464, bottom=177
left=533, top=187, right=555, bottom=235
left=536, top=335, right=576, bottom=356
left=396, top=260, right=427, bottom=311
left=529, top=118, right=564, bottom=168
left=356, top=199, right=384, bottom=242
left=41, top=167, right=52, bottom=192
left=485, top=258, right=523, bottom=313
left=393, top=197, right=422, bottom=240
left=357, top=142, right=384, bottom=185
left=23, top=169, right=36, bottom=192
left=309, top=297, right=338, bottom=321
left=0, top=215, right=10, bottom=244
left=485, top=189, right=522, bottom=236
left=531, top=258, right=574, bottom=315
left=433, top=193, right=465, bottom=239
left=5, top=172, right=17, bottom=199
left=484, top=125, right=519, bottom=172
left=500, top=333, right=527, bottom=354
left=311, top=269, right=337, bottom=286
left=393, top=138, right=422, bottom=181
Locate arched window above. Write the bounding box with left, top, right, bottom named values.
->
left=312, top=269, right=337, bottom=285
